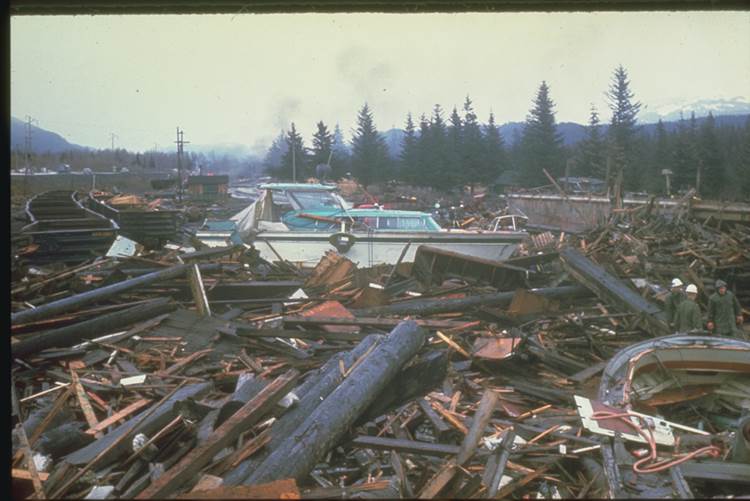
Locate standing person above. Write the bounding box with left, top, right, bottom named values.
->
left=674, top=284, right=703, bottom=333
left=664, top=278, right=685, bottom=330
left=707, top=279, right=744, bottom=337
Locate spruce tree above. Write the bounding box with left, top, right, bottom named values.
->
left=350, top=103, right=389, bottom=188
left=448, top=106, right=464, bottom=186
left=483, top=111, right=507, bottom=184
left=462, top=96, right=487, bottom=190
left=699, top=112, right=724, bottom=198
left=650, top=119, right=672, bottom=194
left=400, top=113, right=419, bottom=184
left=415, top=113, right=431, bottom=186
left=606, top=65, right=641, bottom=192
left=427, top=104, right=453, bottom=189
left=331, top=123, right=351, bottom=178
left=263, top=130, right=288, bottom=176
left=280, top=123, right=308, bottom=181
left=577, top=105, right=606, bottom=179
left=520, top=81, right=563, bottom=187
left=311, top=121, right=333, bottom=168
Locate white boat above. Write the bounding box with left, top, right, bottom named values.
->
left=198, top=183, right=527, bottom=267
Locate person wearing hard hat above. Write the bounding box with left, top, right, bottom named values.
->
left=664, top=278, right=685, bottom=330
left=707, top=279, right=743, bottom=337
left=674, top=284, right=703, bottom=333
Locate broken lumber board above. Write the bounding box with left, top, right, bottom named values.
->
left=234, top=326, right=367, bottom=342
left=85, top=398, right=152, bottom=436
left=188, top=264, right=211, bottom=317
left=243, top=321, right=426, bottom=485
left=282, top=315, right=473, bottom=330
left=14, top=423, right=46, bottom=499
left=352, top=285, right=591, bottom=317
left=559, top=247, right=670, bottom=334
left=136, top=369, right=299, bottom=499
left=70, top=369, right=102, bottom=439
left=176, top=479, right=300, bottom=499
left=350, top=436, right=460, bottom=457
left=12, top=263, right=191, bottom=325
left=569, top=360, right=607, bottom=383
left=418, top=390, right=498, bottom=498
left=11, top=298, right=176, bottom=358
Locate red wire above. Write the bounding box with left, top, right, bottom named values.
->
left=589, top=411, right=721, bottom=474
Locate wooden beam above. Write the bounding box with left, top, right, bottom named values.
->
left=418, top=390, right=498, bottom=498
left=351, top=436, right=459, bottom=457
left=188, top=264, right=211, bottom=317
left=70, top=370, right=102, bottom=439
left=136, top=369, right=299, bottom=499
left=15, top=423, right=46, bottom=499
left=85, top=398, right=152, bottom=436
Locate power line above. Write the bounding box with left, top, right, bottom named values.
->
left=23, top=115, right=38, bottom=196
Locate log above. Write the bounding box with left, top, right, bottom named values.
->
left=135, top=369, right=300, bottom=499
left=11, top=263, right=189, bottom=325
left=350, top=436, right=460, bottom=457
left=223, top=334, right=383, bottom=485
left=483, top=429, right=516, bottom=498
left=243, top=321, right=426, bottom=484
left=351, top=285, right=590, bottom=317
left=12, top=297, right=176, bottom=358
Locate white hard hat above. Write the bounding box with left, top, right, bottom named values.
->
left=671, top=278, right=683, bottom=288
left=686, top=284, right=698, bottom=294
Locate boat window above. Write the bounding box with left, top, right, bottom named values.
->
left=288, top=190, right=342, bottom=210
left=378, top=216, right=433, bottom=230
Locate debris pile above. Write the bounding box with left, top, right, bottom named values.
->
left=10, top=193, right=750, bottom=499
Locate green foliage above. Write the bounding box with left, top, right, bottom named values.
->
left=399, top=113, right=419, bottom=184
left=606, top=65, right=642, bottom=191
left=519, top=81, right=564, bottom=187
left=279, top=123, right=309, bottom=181
left=351, top=103, right=390, bottom=187
left=311, top=121, right=333, bottom=169
left=576, top=106, right=606, bottom=179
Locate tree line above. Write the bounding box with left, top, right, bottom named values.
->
left=264, top=65, right=750, bottom=201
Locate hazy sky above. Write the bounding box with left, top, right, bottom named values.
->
left=11, top=11, right=750, bottom=155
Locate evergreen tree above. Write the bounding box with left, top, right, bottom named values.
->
left=350, top=103, right=389, bottom=187
left=576, top=105, right=606, bottom=179
left=448, top=106, right=464, bottom=186
left=672, top=114, right=699, bottom=191
left=263, top=130, right=288, bottom=175
left=280, top=123, right=309, bottom=181
left=649, top=119, right=672, bottom=194
left=606, top=65, right=642, bottom=192
left=519, top=81, right=563, bottom=187
left=483, top=111, right=507, bottom=183
left=739, top=117, right=750, bottom=199
left=415, top=113, right=432, bottom=186
left=698, top=112, right=724, bottom=197
left=427, top=104, right=453, bottom=189
left=400, top=113, right=419, bottom=184
left=331, top=123, right=351, bottom=178
left=311, top=121, right=333, bottom=168
left=462, top=96, right=488, bottom=190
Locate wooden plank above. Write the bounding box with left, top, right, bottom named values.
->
left=418, top=390, right=498, bottom=498
left=15, top=423, right=46, bottom=499
left=70, top=369, right=102, bottom=439
left=569, top=361, right=607, bottom=384
left=11, top=468, right=50, bottom=482
left=188, top=264, right=211, bottom=317
left=494, top=464, right=551, bottom=498
left=176, top=479, right=300, bottom=499
left=136, top=369, right=299, bottom=499
left=85, top=398, right=152, bottom=435
left=350, top=436, right=460, bottom=457
left=156, top=349, right=213, bottom=376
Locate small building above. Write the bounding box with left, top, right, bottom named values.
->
left=186, top=175, right=229, bottom=202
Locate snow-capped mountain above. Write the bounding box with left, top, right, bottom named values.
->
left=639, top=97, right=750, bottom=123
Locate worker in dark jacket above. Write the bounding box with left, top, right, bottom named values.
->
left=664, top=278, right=685, bottom=329
left=707, top=279, right=743, bottom=336
left=674, top=284, right=703, bottom=333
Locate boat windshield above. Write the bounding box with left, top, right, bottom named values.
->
left=287, top=190, right=343, bottom=211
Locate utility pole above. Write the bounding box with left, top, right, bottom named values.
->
left=175, top=127, right=189, bottom=203
left=23, top=115, right=37, bottom=197
left=110, top=132, right=118, bottom=151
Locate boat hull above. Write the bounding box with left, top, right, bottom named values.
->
left=250, top=231, right=525, bottom=267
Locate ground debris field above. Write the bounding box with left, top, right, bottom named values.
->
left=10, top=189, right=750, bottom=500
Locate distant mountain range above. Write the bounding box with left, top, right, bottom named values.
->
left=12, top=96, right=750, bottom=159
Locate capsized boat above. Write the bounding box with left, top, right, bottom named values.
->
left=196, top=183, right=527, bottom=267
